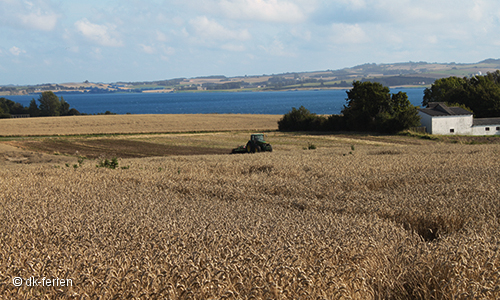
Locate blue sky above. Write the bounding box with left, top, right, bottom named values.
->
left=1, top=0, right=500, bottom=85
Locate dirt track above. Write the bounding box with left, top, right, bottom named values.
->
left=0, top=142, right=74, bottom=166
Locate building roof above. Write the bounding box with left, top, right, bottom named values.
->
left=418, top=102, right=473, bottom=116
left=472, top=118, right=500, bottom=126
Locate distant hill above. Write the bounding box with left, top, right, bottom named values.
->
left=2, top=59, right=500, bottom=95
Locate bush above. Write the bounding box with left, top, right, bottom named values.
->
left=278, top=106, right=328, bottom=131
left=96, top=157, right=119, bottom=169
left=326, top=114, right=347, bottom=131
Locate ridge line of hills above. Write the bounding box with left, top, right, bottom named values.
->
left=2, top=59, right=500, bottom=96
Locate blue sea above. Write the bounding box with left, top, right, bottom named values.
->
left=7, top=88, right=425, bottom=115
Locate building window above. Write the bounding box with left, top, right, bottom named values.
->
left=497, top=127, right=500, bottom=131
left=450, top=128, right=454, bottom=133
left=486, top=127, right=490, bottom=131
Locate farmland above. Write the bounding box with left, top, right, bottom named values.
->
left=0, top=114, right=281, bottom=137
left=0, top=116, right=500, bottom=299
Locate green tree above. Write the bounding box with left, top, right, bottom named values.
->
left=59, top=96, right=70, bottom=116
left=423, top=76, right=466, bottom=107
left=10, top=102, right=27, bottom=115
left=381, top=92, right=421, bottom=132
left=463, top=74, right=500, bottom=117
left=342, top=81, right=420, bottom=132
left=38, top=91, right=61, bottom=116
left=342, top=81, right=391, bottom=131
left=0, top=98, right=11, bottom=118
left=28, top=99, right=40, bottom=117
left=0, top=100, right=8, bottom=118
left=0, top=97, right=28, bottom=118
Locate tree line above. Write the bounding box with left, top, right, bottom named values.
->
left=278, top=81, right=421, bottom=133
left=279, top=71, right=500, bottom=134
left=423, top=71, right=500, bottom=118
left=0, top=91, right=80, bottom=118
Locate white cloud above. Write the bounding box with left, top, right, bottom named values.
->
left=75, top=18, right=123, bottom=47
left=290, top=28, right=311, bottom=41
left=156, top=30, right=168, bottom=42
left=189, top=16, right=251, bottom=41
left=161, top=46, right=176, bottom=56
left=330, top=23, right=369, bottom=44
left=221, top=43, right=246, bottom=51
left=259, top=39, right=296, bottom=57
left=19, top=10, right=58, bottom=31
left=338, top=0, right=366, bottom=10
left=9, top=46, right=26, bottom=56
left=426, top=35, right=439, bottom=44
left=140, top=43, right=175, bottom=56
left=90, top=47, right=103, bottom=59
left=140, top=44, right=156, bottom=54
left=218, top=0, right=306, bottom=23
left=0, top=0, right=59, bottom=31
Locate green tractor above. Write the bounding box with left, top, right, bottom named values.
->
left=232, top=134, right=273, bottom=154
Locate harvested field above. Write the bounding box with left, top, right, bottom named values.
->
left=1, top=131, right=436, bottom=162
left=1, top=130, right=500, bottom=299
left=5, top=138, right=229, bottom=158
left=0, top=114, right=281, bottom=136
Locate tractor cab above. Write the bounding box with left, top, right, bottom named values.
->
left=251, top=134, right=265, bottom=143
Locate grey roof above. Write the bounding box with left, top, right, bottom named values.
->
left=473, top=118, right=500, bottom=126
left=418, top=102, right=473, bottom=116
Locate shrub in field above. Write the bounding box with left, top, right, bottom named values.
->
left=96, top=157, right=119, bottom=169
left=77, top=156, right=86, bottom=166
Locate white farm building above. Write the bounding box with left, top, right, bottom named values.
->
left=418, top=102, right=500, bottom=135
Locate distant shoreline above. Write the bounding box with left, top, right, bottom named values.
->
left=2, top=85, right=427, bottom=97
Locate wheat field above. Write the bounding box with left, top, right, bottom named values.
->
left=1, top=134, right=499, bottom=299
left=0, top=114, right=281, bottom=136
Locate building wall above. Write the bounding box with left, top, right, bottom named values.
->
left=471, top=125, right=500, bottom=135
left=431, top=115, right=473, bottom=135
left=419, top=111, right=500, bottom=135
left=418, top=111, right=433, bottom=133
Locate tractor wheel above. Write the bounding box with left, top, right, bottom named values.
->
left=267, top=144, right=273, bottom=152
left=246, top=142, right=256, bottom=153
left=256, top=145, right=262, bottom=152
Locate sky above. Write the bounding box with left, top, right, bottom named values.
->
left=1, top=0, right=500, bottom=85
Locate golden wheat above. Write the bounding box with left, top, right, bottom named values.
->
left=0, top=114, right=281, bottom=136
left=0, top=141, right=499, bottom=299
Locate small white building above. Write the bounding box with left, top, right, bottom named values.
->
left=418, top=102, right=500, bottom=135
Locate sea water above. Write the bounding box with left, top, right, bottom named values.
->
left=7, top=88, right=425, bottom=115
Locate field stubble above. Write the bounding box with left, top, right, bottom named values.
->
left=1, top=135, right=500, bottom=299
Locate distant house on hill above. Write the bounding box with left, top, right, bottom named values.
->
left=418, top=102, right=500, bottom=135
